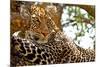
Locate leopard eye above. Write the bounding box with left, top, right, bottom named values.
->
left=32, top=14, right=36, bottom=17
left=34, top=36, right=39, bottom=41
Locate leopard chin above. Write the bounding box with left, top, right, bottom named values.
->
left=24, top=30, right=50, bottom=44
left=34, top=33, right=49, bottom=44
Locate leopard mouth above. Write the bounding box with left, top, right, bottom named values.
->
left=33, top=33, right=49, bottom=44
left=34, top=36, right=40, bottom=41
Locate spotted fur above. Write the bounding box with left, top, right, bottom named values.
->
left=11, top=31, right=95, bottom=66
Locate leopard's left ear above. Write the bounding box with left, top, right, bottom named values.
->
left=20, top=4, right=31, bottom=20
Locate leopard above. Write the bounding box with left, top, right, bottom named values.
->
left=11, top=1, right=95, bottom=66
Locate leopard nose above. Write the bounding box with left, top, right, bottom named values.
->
left=41, top=32, right=49, bottom=37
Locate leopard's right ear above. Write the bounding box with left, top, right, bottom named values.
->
left=20, top=4, right=31, bottom=20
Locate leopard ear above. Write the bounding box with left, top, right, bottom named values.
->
left=20, top=4, right=31, bottom=19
